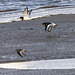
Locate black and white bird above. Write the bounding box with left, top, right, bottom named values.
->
left=16, top=49, right=28, bottom=57
left=40, top=22, right=57, bottom=32
left=18, top=7, right=32, bottom=20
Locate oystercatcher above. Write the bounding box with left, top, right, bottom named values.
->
left=18, top=7, right=32, bottom=20
left=16, top=49, right=28, bottom=57
left=40, top=22, right=57, bottom=32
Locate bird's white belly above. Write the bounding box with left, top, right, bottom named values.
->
left=24, top=17, right=32, bottom=20
left=47, top=24, right=51, bottom=30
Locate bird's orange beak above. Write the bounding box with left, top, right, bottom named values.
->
left=18, top=18, right=21, bottom=19
left=40, top=24, right=43, bottom=25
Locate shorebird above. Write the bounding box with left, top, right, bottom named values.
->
left=40, top=22, right=57, bottom=32
left=16, top=49, right=28, bottom=57
left=18, top=7, right=32, bottom=20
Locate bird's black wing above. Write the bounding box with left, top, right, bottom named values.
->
left=28, top=9, right=32, bottom=15
left=17, top=52, right=23, bottom=57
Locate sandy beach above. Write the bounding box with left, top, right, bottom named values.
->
left=0, top=14, right=75, bottom=74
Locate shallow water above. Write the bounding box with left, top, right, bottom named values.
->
left=0, top=0, right=75, bottom=23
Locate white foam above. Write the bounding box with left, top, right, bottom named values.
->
left=30, top=6, right=75, bottom=18
left=0, top=58, right=75, bottom=69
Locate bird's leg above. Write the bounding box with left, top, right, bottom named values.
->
left=17, top=52, right=23, bottom=57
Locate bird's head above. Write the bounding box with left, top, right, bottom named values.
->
left=18, top=17, right=24, bottom=20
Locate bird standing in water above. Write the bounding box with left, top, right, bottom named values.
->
left=18, top=7, right=32, bottom=20
left=40, top=22, right=57, bottom=32
left=16, top=49, right=28, bottom=57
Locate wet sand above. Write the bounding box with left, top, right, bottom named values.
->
left=0, top=69, right=75, bottom=75
left=0, top=14, right=75, bottom=74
